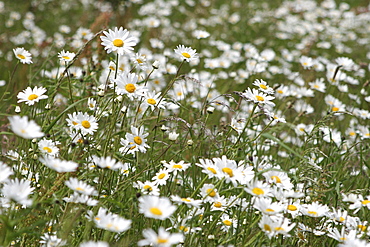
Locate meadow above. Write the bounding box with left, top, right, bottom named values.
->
left=0, top=0, right=370, bottom=246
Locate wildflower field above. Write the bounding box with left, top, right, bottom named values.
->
left=1, top=0, right=370, bottom=246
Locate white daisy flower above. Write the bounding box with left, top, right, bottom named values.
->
left=39, top=156, right=78, bottom=173
left=100, top=27, right=138, bottom=55
left=58, top=50, right=76, bottom=63
left=13, top=47, right=32, bottom=64
left=8, top=115, right=44, bottom=139
left=138, top=195, right=177, bottom=220
left=17, top=86, right=48, bottom=106
left=174, top=44, right=198, bottom=62
left=65, top=177, right=97, bottom=196
left=124, top=126, right=150, bottom=153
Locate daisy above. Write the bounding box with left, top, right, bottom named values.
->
left=138, top=195, right=177, bottom=220
left=192, top=30, right=210, bottom=39
left=134, top=180, right=160, bottom=196
left=58, top=50, right=75, bottom=63
left=66, top=112, right=99, bottom=135
left=91, top=155, right=124, bottom=170
left=174, top=44, right=198, bottom=62
left=131, top=53, right=147, bottom=70
left=39, top=233, right=66, bottom=247
left=13, top=47, right=32, bottom=64
left=65, top=177, right=97, bottom=196
left=162, top=160, right=191, bottom=175
left=138, top=227, right=184, bottom=247
left=100, top=27, right=137, bottom=55
left=299, top=56, right=314, bottom=69
left=63, top=192, right=98, bottom=206
left=144, top=91, right=166, bottom=110
left=308, top=78, right=326, bottom=93
left=335, top=57, right=354, bottom=71
left=200, top=183, right=220, bottom=202
left=111, top=72, right=147, bottom=99
left=125, top=126, right=150, bottom=153
left=170, top=195, right=202, bottom=208
left=253, top=197, right=285, bottom=215
left=0, top=162, right=14, bottom=183
left=243, top=88, right=275, bottom=107
left=259, top=215, right=296, bottom=239
left=38, top=138, right=60, bottom=156
left=253, top=79, right=274, bottom=94
left=8, top=115, right=44, bottom=139
left=39, top=156, right=78, bottom=173
left=152, top=169, right=171, bottom=186
left=2, top=178, right=34, bottom=207
left=17, top=86, right=48, bottom=106
left=301, top=201, right=330, bottom=217
left=93, top=208, right=132, bottom=233
left=195, top=158, right=221, bottom=179
left=213, top=155, right=244, bottom=187
left=218, top=214, right=238, bottom=232
left=245, top=180, right=272, bottom=198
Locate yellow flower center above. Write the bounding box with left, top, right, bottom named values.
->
left=349, top=132, right=356, bottom=136
left=252, top=187, right=264, bottom=195
left=28, top=94, right=38, bottom=100
left=206, top=188, right=216, bottom=197
left=150, top=207, right=162, bottom=216
left=125, top=83, right=136, bottom=93
left=256, top=95, right=265, bottom=102
left=358, top=225, right=367, bottom=231
left=260, top=84, right=267, bottom=90
left=332, top=107, right=339, bottom=112
left=362, top=200, right=370, bottom=205
left=158, top=173, right=166, bottom=179
left=266, top=208, right=275, bottom=212
left=275, top=227, right=284, bottom=231
left=314, top=85, right=320, bottom=89
left=181, top=52, right=191, bottom=58
left=157, top=238, right=168, bottom=244
left=179, top=226, right=189, bottom=232
left=173, top=164, right=183, bottom=169
left=182, top=198, right=191, bottom=202
left=134, top=136, right=142, bottom=145
left=76, top=187, right=84, bottom=191
left=271, top=176, right=281, bottom=183
left=223, top=220, right=232, bottom=226
left=113, top=39, right=124, bottom=47
left=277, top=90, right=283, bottom=94
left=339, top=217, right=345, bottom=222
left=287, top=205, right=297, bottom=211
left=17, top=54, right=26, bottom=59
left=147, top=98, right=156, bottom=105
left=62, top=56, right=70, bottom=60
left=308, top=211, right=318, bottom=216
left=207, top=167, right=217, bottom=174
left=81, top=120, right=91, bottom=129
left=214, top=202, right=222, bottom=208
left=72, top=121, right=78, bottom=126
left=264, top=224, right=271, bottom=232
left=222, top=167, right=234, bottom=177
left=136, top=58, right=143, bottom=64
left=143, top=185, right=152, bottom=191
left=43, top=147, right=53, bottom=153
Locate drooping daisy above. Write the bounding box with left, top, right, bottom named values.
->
left=39, top=156, right=78, bottom=173
left=124, top=126, right=150, bottom=153
left=174, top=44, right=198, bottom=62
left=91, top=155, right=124, bottom=170
left=8, top=115, right=44, bottom=139
left=93, top=208, right=132, bottom=233
left=138, top=227, right=184, bottom=247
left=65, top=177, right=97, bottom=196
left=301, top=201, right=330, bottom=217
left=243, top=88, right=275, bottom=107
left=58, top=50, right=75, bottom=63
left=13, top=47, right=33, bottom=64
left=138, top=195, right=177, bottom=220
left=100, top=27, right=138, bottom=55
left=17, top=86, right=48, bottom=106
left=38, top=138, right=60, bottom=156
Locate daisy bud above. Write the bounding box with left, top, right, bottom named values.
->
left=32, top=139, right=37, bottom=143
left=97, top=90, right=105, bottom=97
left=28, top=148, right=33, bottom=152
left=115, top=95, right=123, bottom=102
left=187, top=139, right=193, bottom=146
left=121, top=106, right=127, bottom=113
left=208, top=235, right=215, bottom=240
left=206, top=106, right=215, bottom=114
left=169, top=132, right=179, bottom=141
left=97, top=84, right=105, bottom=90
left=32, top=154, right=38, bottom=160
left=96, top=145, right=101, bottom=150
left=45, top=104, right=51, bottom=110
left=15, top=106, right=21, bottom=113
left=152, top=60, right=160, bottom=69
left=161, top=125, right=169, bottom=132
